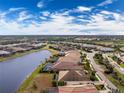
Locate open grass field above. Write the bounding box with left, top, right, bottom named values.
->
left=94, top=41, right=114, bottom=45
left=93, top=40, right=124, bottom=48
left=42, top=44, right=59, bottom=55
left=120, top=64, right=124, bottom=68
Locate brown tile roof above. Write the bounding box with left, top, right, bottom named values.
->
left=48, top=84, right=98, bottom=93
left=52, top=50, right=82, bottom=71
left=52, top=61, right=82, bottom=71
left=59, top=50, right=81, bottom=63
left=58, top=70, right=90, bottom=81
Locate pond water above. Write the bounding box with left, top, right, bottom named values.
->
left=0, top=50, right=51, bottom=93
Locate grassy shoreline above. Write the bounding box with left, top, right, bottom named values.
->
left=16, top=46, right=58, bottom=93
left=0, top=48, right=44, bottom=62
left=16, top=62, right=47, bottom=93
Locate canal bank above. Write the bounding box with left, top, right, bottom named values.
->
left=0, top=47, right=44, bottom=62
left=0, top=45, right=58, bottom=62
left=0, top=50, right=52, bottom=93
left=16, top=62, right=47, bottom=93
left=16, top=47, right=58, bottom=93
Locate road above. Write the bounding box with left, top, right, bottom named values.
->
left=103, top=54, right=124, bottom=75
left=85, top=52, right=117, bottom=90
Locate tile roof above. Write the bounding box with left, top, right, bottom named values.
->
left=48, top=84, right=98, bottom=93
left=58, top=70, right=89, bottom=81
left=51, top=50, right=82, bottom=71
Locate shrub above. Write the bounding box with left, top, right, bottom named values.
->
left=52, top=80, right=57, bottom=87
left=90, top=75, right=96, bottom=81
left=58, top=81, right=66, bottom=86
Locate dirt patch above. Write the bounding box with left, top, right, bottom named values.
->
left=21, top=73, right=53, bottom=93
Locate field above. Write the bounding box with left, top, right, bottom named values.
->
left=94, top=40, right=124, bottom=46
left=42, top=44, right=59, bottom=55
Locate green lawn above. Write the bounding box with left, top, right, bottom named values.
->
left=114, top=69, right=124, bottom=80
left=42, top=44, right=59, bottom=55
left=120, top=64, right=124, bottom=68
left=107, top=75, right=124, bottom=93
left=106, top=69, right=124, bottom=93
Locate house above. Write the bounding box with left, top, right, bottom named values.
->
left=52, top=61, right=82, bottom=71
left=59, top=51, right=65, bottom=56
left=120, top=56, right=124, bottom=62
left=97, top=46, right=114, bottom=52
left=58, top=70, right=90, bottom=81
left=58, top=50, right=81, bottom=63
left=30, top=43, right=44, bottom=49
left=47, top=84, right=98, bottom=93
left=0, top=50, right=11, bottom=57
left=51, top=50, right=82, bottom=71
left=42, top=63, right=53, bottom=72
left=120, top=47, right=124, bottom=52
left=7, top=47, right=26, bottom=53
left=82, top=44, right=97, bottom=49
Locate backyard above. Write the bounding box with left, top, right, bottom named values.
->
left=20, top=73, right=53, bottom=93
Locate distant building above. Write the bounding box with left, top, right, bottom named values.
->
left=42, top=63, right=53, bottom=72
left=59, top=51, right=65, bottom=56
left=0, top=50, right=11, bottom=57
left=120, top=47, right=124, bottom=52
left=8, top=47, right=26, bottom=53
left=97, top=46, right=114, bottom=52
left=82, top=44, right=97, bottom=49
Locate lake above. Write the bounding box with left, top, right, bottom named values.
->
left=0, top=50, right=51, bottom=93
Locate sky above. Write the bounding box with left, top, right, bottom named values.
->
left=0, top=0, right=124, bottom=35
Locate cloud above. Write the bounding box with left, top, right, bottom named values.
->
left=98, top=0, right=114, bottom=6
left=61, top=6, right=92, bottom=15
left=9, top=7, right=25, bottom=12
left=0, top=12, right=7, bottom=19
left=37, top=0, right=44, bottom=8
left=0, top=7, right=124, bottom=35
left=74, top=6, right=92, bottom=12
left=42, top=11, right=50, bottom=16
left=17, top=11, right=33, bottom=22
left=37, top=0, right=53, bottom=9
left=0, top=7, right=26, bottom=20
